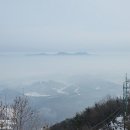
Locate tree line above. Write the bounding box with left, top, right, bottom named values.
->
left=50, top=97, right=124, bottom=130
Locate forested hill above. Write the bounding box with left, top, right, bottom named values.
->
left=50, top=97, right=125, bottom=130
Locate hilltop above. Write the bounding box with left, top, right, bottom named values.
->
left=50, top=97, right=126, bottom=130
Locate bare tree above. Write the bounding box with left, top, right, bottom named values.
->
left=11, top=96, right=34, bottom=130
left=0, top=101, right=8, bottom=130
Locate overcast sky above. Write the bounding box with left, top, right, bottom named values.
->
left=0, top=0, right=130, bottom=52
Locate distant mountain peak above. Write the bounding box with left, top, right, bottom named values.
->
left=27, top=51, right=89, bottom=56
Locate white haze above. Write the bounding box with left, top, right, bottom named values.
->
left=0, top=51, right=129, bottom=84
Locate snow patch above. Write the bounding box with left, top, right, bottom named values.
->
left=96, top=86, right=101, bottom=90
left=57, top=88, right=68, bottom=95
left=74, top=88, right=80, bottom=95
left=110, top=116, right=123, bottom=130
left=53, top=87, right=69, bottom=95
left=25, top=92, right=50, bottom=97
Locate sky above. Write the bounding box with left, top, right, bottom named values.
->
left=0, top=0, right=130, bottom=52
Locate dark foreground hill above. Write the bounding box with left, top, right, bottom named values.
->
left=50, top=97, right=124, bottom=130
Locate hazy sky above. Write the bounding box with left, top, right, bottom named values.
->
left=0, top=0, right=130, bottom=52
